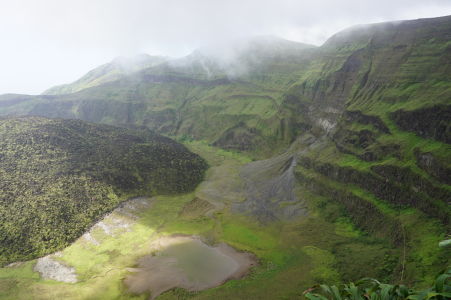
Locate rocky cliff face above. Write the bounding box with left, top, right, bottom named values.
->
left=278, top=16, right=451, bottom=283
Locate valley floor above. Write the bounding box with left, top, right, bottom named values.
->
left=0, top=141, right=402, bottom=300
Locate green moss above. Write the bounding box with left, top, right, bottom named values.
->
left=0, top=262, right=39, bottom=280
left=334, top=217, right=361, bottom=238
left=302, top=246, right=340, bottom=283
left=162, top=217, right=215, bottom=235
left=220, top=218, right=278, bottom=253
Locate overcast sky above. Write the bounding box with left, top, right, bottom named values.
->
left=1, top=0, right=451, bottom=95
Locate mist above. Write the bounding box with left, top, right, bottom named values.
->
left=1, top=0, right=451, bottom=95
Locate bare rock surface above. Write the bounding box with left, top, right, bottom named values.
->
left=80, top=196, right=152, bottom=244
left=234, top=151, right=307, bottom=222
left=34, top=256, right=77, bottom=283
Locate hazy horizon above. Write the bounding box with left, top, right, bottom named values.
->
left=1, top=0, right=451, bottom=95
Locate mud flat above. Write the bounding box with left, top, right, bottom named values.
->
left=124, top=236, right=257, bottom=299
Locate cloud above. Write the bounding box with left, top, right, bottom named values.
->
left=1, top=0, right=451, bottom=94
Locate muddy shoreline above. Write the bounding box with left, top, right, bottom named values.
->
left=124, top=235, right=257, bottom=299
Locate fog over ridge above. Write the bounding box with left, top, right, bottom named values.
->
left=1, top=0, right=451, bottom=94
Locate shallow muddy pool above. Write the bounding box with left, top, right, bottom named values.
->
left=124, top=236, right=256, bottom=299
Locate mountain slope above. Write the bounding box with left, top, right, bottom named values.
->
left=278, top=16, right=451, bottom=284
left=0, top=116, right=207, bottom=266
left=43, top=54, right=167, bottom=95
left=0, top=16, right=450, bottom=284
left=0, top=36, right=316, bottom=156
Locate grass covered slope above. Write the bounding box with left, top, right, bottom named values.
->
left=0, top=116, right=207, bottom=266
left=278, top=16, right=451, bottom=285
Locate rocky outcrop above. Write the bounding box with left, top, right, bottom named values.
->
left=298, top=157, right=449, bottom=224
left=213, top=122, right=262, bottom=151
left=391, top=105, right=451, bottom=143
left=414, top=148, right=451, bottom=184
left=295, top=168, right=403, bottom=245
left=344, top=111, right=390, bottom=134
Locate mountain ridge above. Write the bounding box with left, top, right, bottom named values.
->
left=43, top=54, right=168, bottom=95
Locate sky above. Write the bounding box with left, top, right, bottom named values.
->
left=1, top=0, right=451, bottom=95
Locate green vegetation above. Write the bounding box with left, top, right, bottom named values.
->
left=0, top=141, right=413, bottom=300
left=0, top=116, right=207, bottom=266
left=0, top=14, right=450, bottom=299
left=304, top=270, right=450, bottom=300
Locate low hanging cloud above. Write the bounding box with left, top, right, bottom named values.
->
left=1, top=0, right=451, bottom=94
